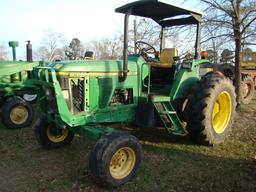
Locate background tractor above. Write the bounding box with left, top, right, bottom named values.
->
left=32, top=0, right=236, bottom=187
left=216, top=50, right=256, bottom=104
left=0, top=41, right=38, bottom=129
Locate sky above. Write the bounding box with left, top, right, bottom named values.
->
left=0, top=0, right=200, bottom=59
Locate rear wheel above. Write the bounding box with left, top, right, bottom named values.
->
left=241, top=75, right=254, bottom=104
left=2, top=97, right=33, bottom=129
left=89, top=132, right=142, bottom=187
left=186, top=73, right=236, bottom=145
left=35, top=115, right=74, bottom=149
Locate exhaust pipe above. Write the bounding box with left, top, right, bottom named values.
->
left=119, top=13, right=130, bottom=82
left=8, top=41, right=19, bottom=61
left=26, top=40, right=33, bottom=62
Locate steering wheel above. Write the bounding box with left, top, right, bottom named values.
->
left=135, top=41, right=156, bottom=59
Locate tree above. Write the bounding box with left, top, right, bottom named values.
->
left=131, top=18, right=161, bottom=53
left=34, top=29, right=66, bottom=61
left=207, top=49, right=218, bottom=64
left=0, top=44, right=9, bottom=61
left=201, top=18, right=230, bottom=63
left=130, top=18, right=190, bottom=54
left=87, top=35, right=123, bottom=60
left=200, top=0, right=256, bottom=105
left=65, top=38, right=85, bottom=60
left=220, top=49, right=234, bottom=64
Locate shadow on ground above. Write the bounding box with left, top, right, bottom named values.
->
left=0, top=103, right=256, bottom=192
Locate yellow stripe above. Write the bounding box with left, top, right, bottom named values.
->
left=56, top=71, right=137, bottom=77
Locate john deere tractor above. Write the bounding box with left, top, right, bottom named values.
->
left=0, top=41, right=38, bottom=129
left=33, top=0, right=236, bottom=186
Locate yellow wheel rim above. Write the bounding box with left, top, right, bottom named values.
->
left=46, top=126, right=69, bottom=143
left=109, top=147, right=136, bottom=180
left=10, top=106, right=29, bottom=125
left=212, top=91, right=232, bottom=134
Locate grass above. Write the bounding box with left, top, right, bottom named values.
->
left=0, top=102, right=256, bottom=192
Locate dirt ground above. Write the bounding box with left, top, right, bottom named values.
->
left=0, top=101, right=255, bottom=192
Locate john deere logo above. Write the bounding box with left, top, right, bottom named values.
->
left=54, top=64, right=63, bottom=69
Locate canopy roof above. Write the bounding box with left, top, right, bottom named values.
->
left=115, top=0, right=204, bottom=27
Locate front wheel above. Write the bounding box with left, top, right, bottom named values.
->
left=2, top=97, right=33, bottom=129
left=89, top=132, right=142, bottom=187
left=35, top=115, right=74, bottom=149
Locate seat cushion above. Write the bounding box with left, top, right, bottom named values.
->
left=149, top=48, right=178, bottom=68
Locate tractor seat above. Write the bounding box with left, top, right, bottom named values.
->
left=150, top=48, right=178, bottom=68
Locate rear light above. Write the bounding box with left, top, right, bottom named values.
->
left=201, top=51, right=208, bottom=59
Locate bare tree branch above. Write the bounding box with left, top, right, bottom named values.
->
left=201, top=0, right=234, bottom=17
left=241, top=16, right=256, bottom=34
left=201, top=33, right=233, bottom=44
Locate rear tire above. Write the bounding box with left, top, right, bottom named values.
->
left=89, top=132, right=142, bottom=187
left=2, top=97, right=33, bottom=129
left=186, top=73, right=236, bottom=145
left=35, top=115, right=74, bottom=149
left=241, top=75, right=254, bottom=104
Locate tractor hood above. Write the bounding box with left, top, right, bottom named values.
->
left=0, top=61, right=38, bottom=77
left=49, top=58, right=140, bottom=75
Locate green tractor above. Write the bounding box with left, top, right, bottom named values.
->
left=33, top=0, right=236, bottom=186
left=0, top=41, right=38, bottom=129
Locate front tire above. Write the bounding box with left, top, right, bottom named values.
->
left=35, top=115, right=74, bottom=149
left=186, top=73, right=236, bottom=145
left=89, top=132, right=142, bottom=187
left=2, top=97, right=33, bottom=129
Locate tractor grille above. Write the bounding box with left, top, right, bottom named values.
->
left=57, top=75, right=85, bottom=114
left=71, top=79, right=84, bottom=112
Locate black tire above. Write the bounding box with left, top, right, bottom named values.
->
left=241, top=75, right=254, bottom=104
left=89, top=132, right=142, bottom=187
left=186, top=73, right=236, bottom=145
left=35, top=115, right=74, bottom=149
left=2, top=97, right=33, bottom=129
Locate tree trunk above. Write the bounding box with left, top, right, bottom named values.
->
left=234, top=31, right=242, bottom=106
left=133, top=19, right=137, bottom=54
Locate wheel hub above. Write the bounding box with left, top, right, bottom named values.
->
left=10, top=106, right=29, bottom=125
left=46, top=126, right=69, bottom=143
left=109, top=147, right=136, bottom=179
left=212, top=91, right=232, bottom=134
